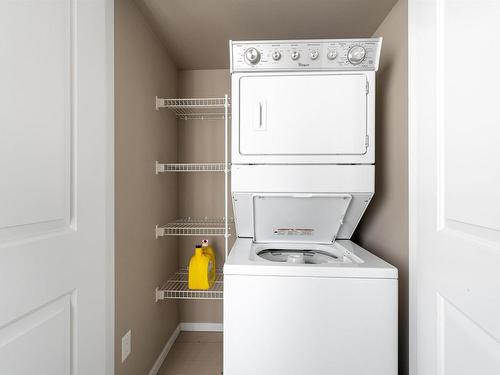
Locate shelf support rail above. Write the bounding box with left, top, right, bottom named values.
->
left=224, top=94, right=229, bottom=259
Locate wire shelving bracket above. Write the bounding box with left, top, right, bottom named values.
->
left=155, top=217, right=232, bottom=238
left=155, top=161, right=228, bottom=174
left=155, top=268, right=224, bottom=301
left=155, top=96, right=230, bottom=120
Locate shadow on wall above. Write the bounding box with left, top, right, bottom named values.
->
left=353, top=1, right=409, bottom=374
left=355, top=60, right=409, bottom=375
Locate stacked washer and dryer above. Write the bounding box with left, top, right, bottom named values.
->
left=224, top=39, right=398, bottom=375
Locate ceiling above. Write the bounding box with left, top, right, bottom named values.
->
left=135, top=0, right=398, bottom=70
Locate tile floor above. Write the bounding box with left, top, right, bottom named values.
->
left=158, top=331, right=223, bottom=375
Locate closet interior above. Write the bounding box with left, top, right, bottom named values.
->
left=115, top=0, right=408, bottom=374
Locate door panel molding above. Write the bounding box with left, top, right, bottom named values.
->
left=443, top=221, right=500, bottom=246
left=441, top=0, right=500, bottom=233
left=0, top=294, right=73, bottom=375
left=0, top=0, right=76, bottom=244
left=437, top=293, right=500, bottom=375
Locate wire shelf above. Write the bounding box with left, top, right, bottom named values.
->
left=156, top=268, right=223, bottom=300
left=155, top=161, right=228, bottom=174
left=156, top=97, right=231, bottom=120
left=156, top=217, right=232, bottom=238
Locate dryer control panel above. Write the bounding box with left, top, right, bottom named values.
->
left=230, top=38, right=382, bottom=72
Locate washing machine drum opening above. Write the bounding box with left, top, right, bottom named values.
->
left=257, top=249, right=339, bottom=264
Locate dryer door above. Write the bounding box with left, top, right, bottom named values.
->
left=237, top=73, right=371, bottom=163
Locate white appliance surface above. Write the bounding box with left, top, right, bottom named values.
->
left=223, top=238, right=398, bottom=375
left=230, top=39, right=382, bottom=73
left=225, top=238, right=397, bottom=278
left=230, top=38, right=381, bottom=165
left=252, top=193, right=352, bottom=244
left=237, top=73, right=369, bottom=156
left=225, top=38, right=396, bottom=375
left=231, top=164, right=374, bottom=240
left=232, top=71, right=375, bottom=164
left=231, top=164, right=374, bottom=192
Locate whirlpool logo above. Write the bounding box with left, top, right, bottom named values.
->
left=298, top=63, right=310, bottom=67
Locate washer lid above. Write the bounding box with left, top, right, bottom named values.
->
left=252, top=193, right=352, bottom=244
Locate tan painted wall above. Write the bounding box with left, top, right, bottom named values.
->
left=177, top=69, right=234, bottom=323
left=115, top=1, right=179, bottom=374
left=136, top=0, right=398, bottom=69
left=354, top=1, right=408, bottom=374
left=114, top=1, right=406, bottom=371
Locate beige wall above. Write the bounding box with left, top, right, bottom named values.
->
left=135, top=0, right=398, bottom=69
left=354, top=1, right=408, bottom=374
left=115, top=1, right=179, bottom=374
left=177, top=69, right=233, bottom=323
left=114, top=1, right=407, bottom=371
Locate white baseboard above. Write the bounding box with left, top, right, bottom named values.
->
left=148, top=322, right=223, bottom=375
left=148, top=323, right=181, bottom=375
left=180, top=322, right=223, bottom=332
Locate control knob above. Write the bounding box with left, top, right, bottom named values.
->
left=244, top=47, right=261, bottom=65
left=272, top=50, right=281, bottom=61
left=291, top=51, right=300, bottom=60
left=309, top=50, right=319, bottom=60
left=347, top=45, right=366, bottom=65
left=327, top=49, right=338, bottom=60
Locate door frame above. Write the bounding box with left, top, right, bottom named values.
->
left=408, top=0, right=419, bottom=374
left=104, top=0, right=115, bottom=373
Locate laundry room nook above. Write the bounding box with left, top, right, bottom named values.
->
left=114, top=1, right=408, bottom=374
left=4, top=0, right=500, bottom=374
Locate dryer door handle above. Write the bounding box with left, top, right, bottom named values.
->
left=259, top=102, right=262, bottom=127
left=255, top=100, right=267, bottom=131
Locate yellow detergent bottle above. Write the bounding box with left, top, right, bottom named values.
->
left=188, top=244, right=215, bottom=290
left=201, top=239, right=216, bottom=268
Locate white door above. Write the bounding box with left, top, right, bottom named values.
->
left=234, top=72, right=374, bottom=164
left=0, top=1, right=113, bottom=374
left=410, top=1, right=500, bottom=374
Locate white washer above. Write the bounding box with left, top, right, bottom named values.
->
left=224, top=239, right=398, bottom=375
left=225, top=39, right=397, bottom=375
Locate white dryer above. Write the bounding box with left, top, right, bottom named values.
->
left=230, top=38, right=381, bottom=165
left=224, top=39, right=398, bottom=375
